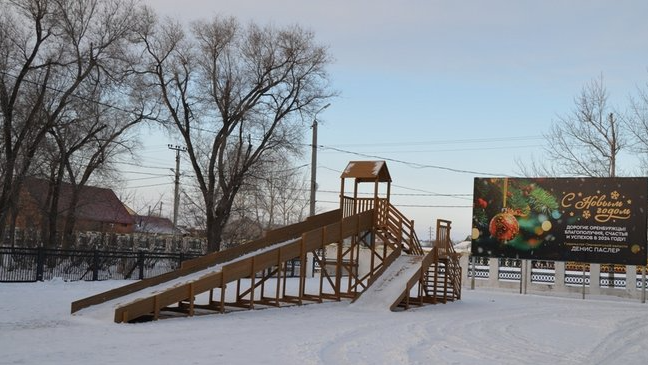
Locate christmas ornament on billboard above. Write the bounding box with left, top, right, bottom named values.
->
left=489, top=178, right=520, bottom=242
left=489, top=210, right=519, bottom=242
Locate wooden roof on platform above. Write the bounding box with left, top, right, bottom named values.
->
left=340, top=161, right=391, bottom=183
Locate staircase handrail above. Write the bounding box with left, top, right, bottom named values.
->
left=382, top=202, right=424, bottom=255
left=387, top=250, right=437, bottom=310
left=435, top=219, right=461, bottom=301
left=445, top=251, right=462, bottom=300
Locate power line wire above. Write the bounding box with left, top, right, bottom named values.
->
left=319, top=145, right=504, bottom=176
left=327, top=144, right=543, bottom=154
left=324, top=135, right=544, bottom=147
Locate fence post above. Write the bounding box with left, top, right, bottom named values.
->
left=178, top=252, right=185, bottom=268
left=138, top=250, right=145, bottom=280
left=92, top=249, right=99, bottom=281
left=36, top=246, right=45, bottom=281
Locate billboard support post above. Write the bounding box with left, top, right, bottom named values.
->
left=519, top=260, right=524, bottom=294
left=520, top=260, right=528, bottom=295
left=582, top=263, right=586, bottom=300
left=642, top=265, right=646, bottom=304
left=470, top=256, right=475, bottom=290
left=525, top=260, right=529, bottom=294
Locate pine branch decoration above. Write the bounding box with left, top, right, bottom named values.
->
left=528, top=187, right=559, bottom=215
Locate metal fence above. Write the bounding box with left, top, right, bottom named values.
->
left=0, top=246, right=199, bottom=282
left=0, top=246, right=307, bottom=283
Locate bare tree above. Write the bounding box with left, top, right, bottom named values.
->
left=520, top=75, right=629, bottom=281
left=514, top=154, right=559, bottom=177
left=542, top=75, right=625, bottom=177
left=625, top=80, right=648, bottom=173
left=138, top=14, right=334, bottom=252
left=0, top=0, right=149, bottom=246
left=248, top=158, right=309, bottom=228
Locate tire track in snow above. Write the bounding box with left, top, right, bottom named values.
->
left=407, top=297, right=602, bottom=364
left=316, top=311, right=417, bottom=364
left=587, top=314, right=648, bottom=364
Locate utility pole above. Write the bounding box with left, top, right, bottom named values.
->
left=168, top=144, right=187, bottom=228
left=310, top=103, right=330, bottom=217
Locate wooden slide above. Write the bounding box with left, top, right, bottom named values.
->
left=71, top=209, right=376, bottom=323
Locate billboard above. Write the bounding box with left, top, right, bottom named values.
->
left=471, top=177, right=648, bottom=265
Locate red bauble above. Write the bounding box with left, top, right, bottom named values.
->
left=489, top=212, right=519, bottom=242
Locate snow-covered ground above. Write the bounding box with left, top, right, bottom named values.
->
left=1, top=278, right=647, bottom=364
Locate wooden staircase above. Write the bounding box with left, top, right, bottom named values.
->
left=393, top=219, right=462, bottom=309
left=424, top=250, right=462, bottom=303
left=422, top=219, right=461, bottom=303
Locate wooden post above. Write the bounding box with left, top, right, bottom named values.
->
left=220, top=269, right=226, bottom=313
left=353, top=180, right=359, bottom=216
left=339, top=177, right=345, bottom=213
left=336, top=235, right=342, bottom=300
left=249, top=257, right=256, bottom=309
left=153, top=295, right=160, bottom=320
left=318, top=227, right=326, bottom=302
left=275, top=248, right=282, bottom=306
left=189, top=283, right=195, bottom=317
left=299, top=237, right=306, bottom=305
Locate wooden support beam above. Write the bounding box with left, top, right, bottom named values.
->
left=275, top=249, right=282, bottom=306
left=220, top=269, right=226, bottom=314
left=298, top=237, right=306, bottom=305
left=189, top=283, right=195, bottom=317
left=249, top=257, right=256, bottom=310
left=153, top=295, right=160, bottom=321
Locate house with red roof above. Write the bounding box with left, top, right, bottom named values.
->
left=15, top=177, right=135, bottom=234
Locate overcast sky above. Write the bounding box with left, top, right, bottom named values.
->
left=133, top=0, right=648, bottom=240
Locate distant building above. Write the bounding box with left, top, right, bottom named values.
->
left=132, top=214, right=178, bottom=235
left=15, top=177, right=135, bottom=234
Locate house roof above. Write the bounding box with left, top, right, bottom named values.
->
left=22, top=177, right=134, bottom=225
left=340, top=161, right=392, bottom=183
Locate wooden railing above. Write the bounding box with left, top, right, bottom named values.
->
left=71, top=209, right=342, bottom=314
left=181, top=209, right=343, bottom=271
left=112, top=210, right=375, bottom=323
left=341, top=196, right=376, bottom=217
left=435, top=219, right=461, bottom=300
left=341, top=196, right=423, bottom=255
left=435, top=219, right=452, bottom=256
left=446, top=253, right=462, bottom=300
left=376, top=200, right=424, bottom=256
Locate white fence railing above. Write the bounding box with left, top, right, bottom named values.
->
left=461, top=255, right=647, bottom=302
